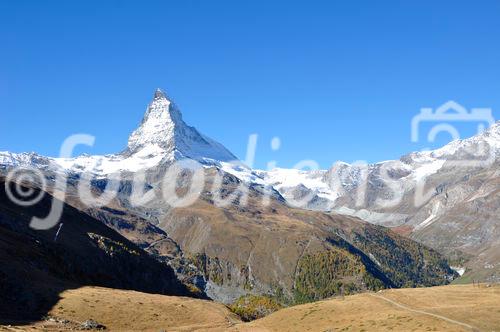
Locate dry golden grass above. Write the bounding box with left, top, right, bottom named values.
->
left=0, top=286, right=240, bottom=332
left=2, top=284, right=499, bottom=331
left=234, top=284, right=500, bottom=332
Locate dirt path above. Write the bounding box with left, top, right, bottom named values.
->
left=369, top=293, right=479, bottom=331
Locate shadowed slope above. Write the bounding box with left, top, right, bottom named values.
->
left=0, top=179, right=191, bottom=324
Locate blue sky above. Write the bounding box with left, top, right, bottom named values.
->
left=1, top=0, right=499, bottom=169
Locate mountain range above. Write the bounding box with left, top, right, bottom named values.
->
left=1, top=89, right=498, bottom=308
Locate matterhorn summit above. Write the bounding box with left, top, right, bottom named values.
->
left=0, top=89, right=238, bottom=176
left=126, top=89, right=237, bottom=163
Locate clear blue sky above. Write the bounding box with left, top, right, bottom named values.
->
left=1, top=0, right=499, bottom=169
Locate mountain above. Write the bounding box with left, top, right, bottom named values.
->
left=0, top=90, right=462, bottom=305
left=54, top=164, right=456, bottom=303
left=0, top=89, right=236, bottom=177
left=262, top=122, right=499, bottom=219
left=253, top=122, right=500, bottom=282
left=127, top=88, right=237, bottom=162
left=0, top=177, right=191, bottom=323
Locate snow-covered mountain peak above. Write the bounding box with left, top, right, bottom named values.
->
left=153, top=88, right=168, bottom=100
left=484, top=121, right=500, bottom=140
left=2, top=89, right=239, bottom=176
left=399, top=121, right=499, bottom=165
left=127, top=89, right=181, bottom=152
left=425, top=121, right=500, bottom=160
left=126, top=89, right=237, bottom=163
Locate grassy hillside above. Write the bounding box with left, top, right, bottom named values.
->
left=2, top=284, right=499, bottom=331
left=237, top=284, right=500, bottom=332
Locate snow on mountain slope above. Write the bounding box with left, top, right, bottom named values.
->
left=260, top=168, right=338, bottom=202
left=0, top=149, right=167, bottom=178
left=216, top=161, right=267, bottom=185
left=0, top=152, right=52, bottom=170
left=53, top=144, right=169, bottom=175
left=257, top=122, right=499, bottom=212
left=126, top=89, right=237, bottom=163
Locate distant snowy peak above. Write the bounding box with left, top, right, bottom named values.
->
left=255, top=122, right=499, bottom=212
left=126, top=89, right=237, bottom=163
left=404, top=121, right=500, bottom=164
left=0, top=152, right=51, bottom=169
